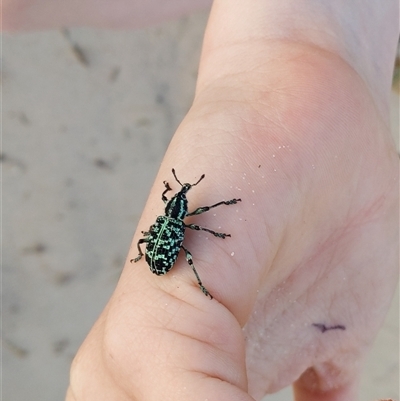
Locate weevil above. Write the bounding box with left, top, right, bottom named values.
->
left=131, top=169, right=241, bottom=298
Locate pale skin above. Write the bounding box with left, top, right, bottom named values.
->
left=5, top=1, right=399, bottom=400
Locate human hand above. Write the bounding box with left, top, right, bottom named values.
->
left=60, top=1, right=398, bottom=400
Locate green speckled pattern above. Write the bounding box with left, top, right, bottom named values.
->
left=145, top=216, right=185, bottom=275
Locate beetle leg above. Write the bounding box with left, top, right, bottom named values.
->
left=162, top=181, right=173, bottom=203
left=187, top=198, right=241, bottom=216
left=181, top=245, right=212, bottom=299
left=185, top=223, right=230, bottom=239
left=130, top=237, right=149, bottom=263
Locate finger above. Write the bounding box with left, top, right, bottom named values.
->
left=3, top=0, right=212, bottom=31
left=101, top=272, right=254, bottom=401
left=67, top=307, right=132, bottom=401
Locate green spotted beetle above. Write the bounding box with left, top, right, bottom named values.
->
left=131, top=169, right=241, bottom=298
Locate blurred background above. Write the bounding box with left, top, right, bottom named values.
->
left=3, top=10, right=399, bottom=401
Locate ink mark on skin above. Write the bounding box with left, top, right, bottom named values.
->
left=312, top=323, right=346, bottom=333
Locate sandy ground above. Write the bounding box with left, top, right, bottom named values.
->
left=3, top=11, right=399, bottom=401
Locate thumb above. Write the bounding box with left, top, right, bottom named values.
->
left=68, top=262, right=253, bottom=401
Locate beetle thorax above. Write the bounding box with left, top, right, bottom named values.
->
left=165, top=188, right=189, bottom=220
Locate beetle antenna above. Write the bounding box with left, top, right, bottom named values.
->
left=193, top=174, right=205, bottom=186
left=172, top=168, right=183, bottom=186
left=172, top=169, right=205, bottom=187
